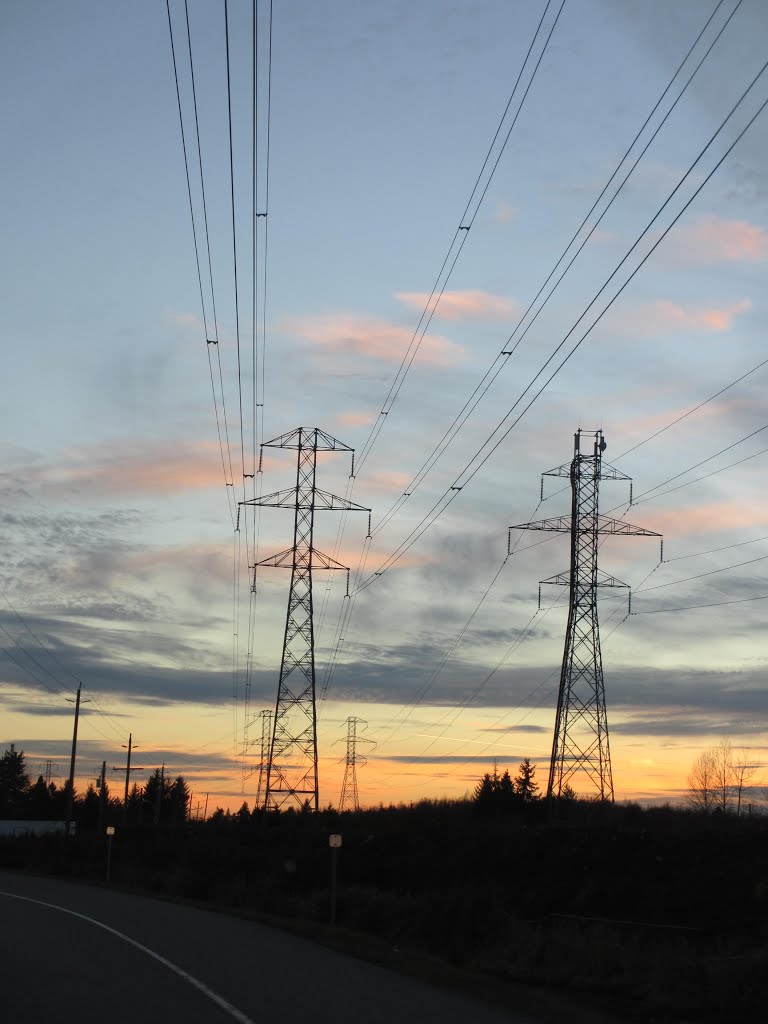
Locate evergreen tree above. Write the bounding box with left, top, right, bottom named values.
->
left=514, top=758, right=539, bottom=802
left=168, top=776, right=190, bottom=823
left=29, top=774, right=53, bottom=819
left=80, top=783, right=100, bottom=830
left=0, top=744, right=31, bottom=816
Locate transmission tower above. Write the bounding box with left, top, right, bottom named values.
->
left=241, top=427, right=370, bottom=811
left=253, top=708, right=273, bottom=808
left=511, top=429, right=661, bottom=801
left=335, top=716, right=376, bottom=812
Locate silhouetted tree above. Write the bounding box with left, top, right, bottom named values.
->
left=688, top=744, right=727, bottom=813
left=168, top=776, right=190, bottom=823
left=126, top=781, right=143, bottom=824
left=29, top=774, right=53, bottom=819
left=514, top=758, right=539, bottom=802
left=80, top=783, right=100, bottom=830
left=0, top=745, right=31, bottom=817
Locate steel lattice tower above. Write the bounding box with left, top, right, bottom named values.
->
left=241, top=427, right=370, bottom=811
left=251, top=708, right=273, bottom=808
left=336, top=716, right=375, bottom=812
left=512, top=429, right=661, bottom=800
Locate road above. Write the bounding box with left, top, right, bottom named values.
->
left=0, top=870, right=557, bottom=1024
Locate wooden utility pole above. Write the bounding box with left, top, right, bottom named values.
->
left=97, top=760, right=107, bottom=832
left=65, top=684, right=90, bottom=836
left=112, top=734, right=145, bottom=824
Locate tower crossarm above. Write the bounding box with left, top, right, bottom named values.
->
left=541, top=569, right=630, bottom=588
left=256, top=547, right=350, bottom=571
left=262, top=426, right=354, bottom=452
left=542, top=460, right=631, bottom=482
left=241, top=487, right=369, bottom=512
left=511, top=514, right=660, bottom=536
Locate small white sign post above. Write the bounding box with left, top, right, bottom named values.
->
left=329, top=834, right=342, bottom=925
left=105, top=825, right=115, bottom=884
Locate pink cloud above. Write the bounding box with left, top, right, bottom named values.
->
left=32, top=442, right=282, bottom=497
left=662, top=215, right=768, bottom=265
left=641, top=500, right=768, bottom=540
left=492, top=199, right=517, bottom=225
left=334, top=411, right=377, bottom=428
left=364, top=470, right=413, bottom=493
left=627, top=299, right=751, bottom=336
left=395, top=289, right=520, bottom=321
left=627, top=396, right=755, bottom=437
left=167, top=310, right=204, bottom=331
left=288, top=313, right=464, bottom=367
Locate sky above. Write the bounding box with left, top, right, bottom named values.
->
left=1, top=0, right=768, bottom=813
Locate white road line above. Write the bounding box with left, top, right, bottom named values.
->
left=0, top=889, right=256, bottom=1024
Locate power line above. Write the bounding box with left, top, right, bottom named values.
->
left=355, top=0, right=566, bottom=476
left=316, top=2, right=567, bottom=705
left=167, top=0, right=236, bottom=527
left=354, top=57, right=768, bottom=592
left=370, top=0, right=738, bottom=540
left=630, top=422, right=768, bottom=504
left=637, top=550, right=768, bottom=595
left=633, top=593, right=768, bottom=615
left=663, top=534, right=768, bottom=563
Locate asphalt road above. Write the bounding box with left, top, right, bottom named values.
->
left=0, top=870, right=551, bottom=1024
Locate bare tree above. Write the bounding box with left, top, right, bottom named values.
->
left=732, top=748, right=761, bottom=815
left=687, top=747, right=718, bottom=813
left=688, top=741, right=762, bottom=814
left=712, top=739, right=734, bottom=813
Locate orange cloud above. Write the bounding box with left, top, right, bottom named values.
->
left=627, top=396, right=755, bottom=437
left=364, top=470, right=413, bottom=493
left=334, top=411, right=377, bottom=428
left=33, top=442, right=282, bottom=497
left=287, top=313, right=464, bottom=367
left=641, top=500, right=768, bottom=539
left=627, top=299, right=751, bottom=336
left=395, top=289, right=520, bottom=321
left=662, top=215, right=768, bottom=265
left=167, top=310, right=204, bottom=331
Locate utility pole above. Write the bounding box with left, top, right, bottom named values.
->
left=240, top=427, right=371, bottom=811
left=112, top=734, right=145, bottom=824
left=65, top=684, right=90, bottom=836
left=335, top=717, right=375, bottom=812
left=97, top=760, right=107, bottom=832
left=511, top=429, right=661, bottom=801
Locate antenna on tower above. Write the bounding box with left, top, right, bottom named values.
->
left=510, top=428, right=661, bottom=801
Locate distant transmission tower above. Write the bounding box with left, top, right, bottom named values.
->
left=335, top=716, right=375, bottom=812
left=241, top=427, right=370, bottom=811
left=512, top=429, right=661, bottom=800
left=240, top=707, right=273, bottom=804
left=254, top=708, right=273, bottom=809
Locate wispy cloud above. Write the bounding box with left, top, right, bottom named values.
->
left=287, top=313, right=465, bottom=367
left=661, top=215, right=768, bottom=265
left=395, top=289, right=520, bottom=321
left=166, top=310, right=204, bottom=331
left=16, top=441, right=264, bottom=498
left=333, top=410, right=377, bottom=428
left=364, top=470, right=413, bottom=493
left=626, top=298, right=751, bottom=336
left=492, top=199, right=517, bottom=225
left=641, top=499, right=768, bottom=538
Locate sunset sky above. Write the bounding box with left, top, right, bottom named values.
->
left=2, top=0, right=768, bottom=813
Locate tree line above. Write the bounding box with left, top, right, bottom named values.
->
left=0, top=744, right=190, bottom=828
